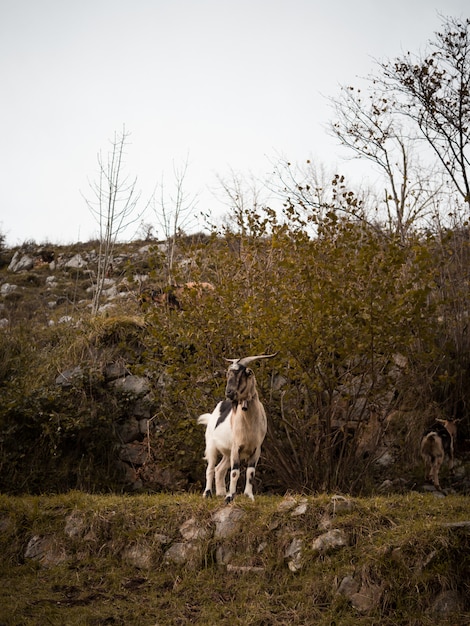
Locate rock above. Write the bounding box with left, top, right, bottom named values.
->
left=429, top=590, right=465, bottom=618
left=180, top=517, right=210, bottom=541
left=58, top=315, right=73, bottom=324
left=138, top=419, right=150, bottom=435
left=102, top=285, right=118, bottom=299
left=64, top=511, right=87, bottom=539
left=215, top=544, right=233, bottom=565
left=97, top=303, right=115, bottom=314
left=138, top=464, right=187, bottom=491
left=154, top=533, right=170, bottom=545
left=105, top=362, right=128, bottom=381
left=55, top=366, right=83, bottom=387
left=1, top=283, right=18, bottom=295
left=133, top=397, right=154, bottom=419
left=65, top=253, right=87, bottom=269
left=24, top=535, right=66, bottom=567
left=285, top=537, right=303, bottom=572
left=0, top=318, right=9, bottom=329
left=163, top=542, right=200, bottom=567
left=312, top=529, right=349, bottom=554
left=337, top=575, right=360, bottom=598
left=330, top=495, right=354, bottom=514
left=375, top=450, right=394, bottom=467
left=118, top=461, right=140, bottom=486
left=318, top=513, right=333, bottom=530
left=119, top=441, right=149, bottom=465
left=378, top=479, right=394, bottom=492
left=212, top=507, right=245, bottom=539
left=350, top=582, right=382, bottom=613
left=122, top=544, right=153, bottom=569
left=226, top=564, right=265, bottom=573
left=117, top=419, right=141, bottom=444
left=111, top=375, right=151, bottom=397
left=8, top=252, right=34, bottom=272
left=291, top=500, right=308, bottom=517
left=276, top=496, right=299, bottom=512
left=443, top=520, right=470, bottom=528
left=272, top=373, right=287, bottom=391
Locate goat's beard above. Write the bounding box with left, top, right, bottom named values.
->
left=230, top=399, right=249, bottom=411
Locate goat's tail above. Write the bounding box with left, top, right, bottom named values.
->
left=421, top=431, right=441, bottom=456
left=197, top=413, right=211, bottom=426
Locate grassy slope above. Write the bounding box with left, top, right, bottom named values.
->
left=0, top=492, right=469, bottom=625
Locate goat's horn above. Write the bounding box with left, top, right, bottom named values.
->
left=227, top=353, right=278, bottom=368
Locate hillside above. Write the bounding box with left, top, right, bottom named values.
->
left=1, top=234, right=470, bottom=622
left=1, top=492, right=469, bottom=625
left=0, top=233, right=469, bottom=497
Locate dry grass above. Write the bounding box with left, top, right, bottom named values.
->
left=0, top=492, right=469, bottom=625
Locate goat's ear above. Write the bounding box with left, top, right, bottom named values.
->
left=246, top=368, right=254, bottom=376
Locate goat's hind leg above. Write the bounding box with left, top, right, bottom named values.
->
left=432, top=454, right=444, bottom=490
left=214, top=455, right=230, bottom=497
left=203, top=449, right=217, bottom=498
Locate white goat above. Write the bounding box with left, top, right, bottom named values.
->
left=420, top=419, right=459, bottom=490
left=197, top=353, right=277, bottom=503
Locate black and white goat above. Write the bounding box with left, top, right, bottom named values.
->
left=420, top=419, right=459, bottom=490
left=197, top=353, right=277, bottom=503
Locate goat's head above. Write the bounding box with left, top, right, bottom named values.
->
left=436, top=418, right=461, bottom=440
left=224, top=353, right=277, bottom=408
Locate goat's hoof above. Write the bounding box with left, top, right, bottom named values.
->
left=203, top=490, right=212, bottom=498
left=225, top=495, right=234, bottom=505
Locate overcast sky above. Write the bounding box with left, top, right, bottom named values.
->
left=1, top=0, right=468, bottom=246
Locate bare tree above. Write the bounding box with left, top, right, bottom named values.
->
left=267, top=156, right=375, bottom=237
left=83, top=127, right=145, bottom=314
left=378, top=15, right=470, bottom=211
left=330, top=85, right=443, bottom=240
left=153, top=156, right=198, bottom=285
left=215, top=169, right=268, bottom=235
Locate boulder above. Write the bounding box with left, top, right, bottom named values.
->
left=8, top=252, right=34, bottom=272
left=212, top=507, right=245, bottom=539
left=64, top=254, right=87, bottom=269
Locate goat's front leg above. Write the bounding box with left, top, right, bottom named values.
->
left=449, top=439, right=455, bottom=474
left=226, top=446, right=241, bottom=504
left=244, top=448, right=261, bottom=501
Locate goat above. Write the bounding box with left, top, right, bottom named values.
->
left=197, top=353, right=277, bottom=503
left=420, top=419, right=459, bottom=489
